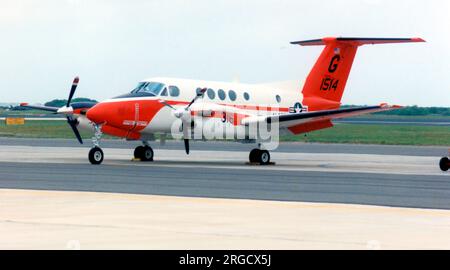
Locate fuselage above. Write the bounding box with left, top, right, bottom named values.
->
left=81, top=77, right=304, bottom=141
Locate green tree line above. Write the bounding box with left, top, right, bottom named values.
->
left=44, top=98, right=98, bottom=107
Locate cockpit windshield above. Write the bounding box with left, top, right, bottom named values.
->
left=131, top=82, right=165, bottom=96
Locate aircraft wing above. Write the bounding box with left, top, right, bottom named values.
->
left=242, top=104, right=401, bottom=134
left=19, top=103, right=59, bottom=112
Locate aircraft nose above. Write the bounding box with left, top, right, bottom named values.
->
left=86, top=103, right=107, bottom=124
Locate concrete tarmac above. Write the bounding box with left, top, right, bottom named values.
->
left=2, top=188, right=450, bottom=249
left=0, top=137, right=447, bottom=156
left=0, top=142, right=448, bottom=209
left=0, top=139, right=449, bottom=249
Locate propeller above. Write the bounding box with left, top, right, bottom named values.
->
left=21, top=77, right=83, bottom=144
left=20, top=76, right=88, bottom=144
left=159, top=87, right=207, bottom=154
left=184, top=136, right=190, bottom=155
left=67, top=115, right=83, bottom=144
left=67, top=76, right=79, bottom=107
left=186, top=87, right=207, bottom=109
left=63, top=77, right=83, bottom=144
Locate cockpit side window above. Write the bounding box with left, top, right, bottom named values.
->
left=160, top=87, right=168, bottom=96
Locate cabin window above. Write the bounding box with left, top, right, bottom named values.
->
left=228, top=90, right=237, bottom=101
left=275, top=94, right=281, bottom=103
left=169, top=86, right=180, bottom=97
left=196, top=87, right=204, bottom=96
left=243, top=92, right=250, bottom=101
left=218, top=89, right=226, bottom=100
left=207, top=88, right=215, bottom=99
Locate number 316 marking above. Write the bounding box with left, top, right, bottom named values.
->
left=320, top=78, right=339, bottom=91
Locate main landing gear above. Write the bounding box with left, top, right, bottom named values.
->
left=134, top=144, right=154, bottom=161
left=439, top=156, right=449, bottom=172
left=249, top=148, right=271, bottom=165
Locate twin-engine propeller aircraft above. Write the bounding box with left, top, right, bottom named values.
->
left=21, top=37, right=424, bottom=165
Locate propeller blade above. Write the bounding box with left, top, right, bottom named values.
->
left=186, top=87, right=206, bottom=110
left=182, top=121, right=190, bottom=154
left=19, top=103, right=59, bottom=112
left=67, top=76, right=79, bottom=107
left=66, top=116, right=83, bottom=144
left=184, top=139, right=189, bottom=155
left=158, top=99, right=176, bottom=110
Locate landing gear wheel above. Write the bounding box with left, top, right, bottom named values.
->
left=249, top=149, right=270, bottom=165
left=141, top=146, right=154, bottom=161
left=134, top=146, right=144, bottom=159
left=258, top=150, right=271, bottom=165
left=89, top=147, right=104, bottom=165
left=134, top=145, right=154, bottom=161
left=249, top=149, right=260, bottom=163
left=439, top=157, right=449, bottom=172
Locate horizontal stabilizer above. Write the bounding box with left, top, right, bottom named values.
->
left=291, top=37, right=425, bottom=46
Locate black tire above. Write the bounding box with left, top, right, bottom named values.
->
left=140, top=146, right=154, bottom=161
left=249, top=149, right=260, bottom=163
left=258, top=150, right=271, bottom=165
left=89, top=147, right=104, bottom=165
left=134, top=146, right=145, bottom=159
left=439, top=157, right=449, bottom=172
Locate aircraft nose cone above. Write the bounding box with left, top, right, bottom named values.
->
left=86, top=103, right=107, bottom=124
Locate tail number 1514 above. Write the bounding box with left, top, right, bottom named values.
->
left=320, top=78, right=339, bottom=91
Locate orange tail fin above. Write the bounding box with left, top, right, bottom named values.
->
left=291, top=37, right=425, bottom=111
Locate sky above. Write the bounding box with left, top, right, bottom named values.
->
left=0, top=0, right=449, bottom=106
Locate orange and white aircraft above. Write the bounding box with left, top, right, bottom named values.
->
left=21, top=37, right=424, bottom=165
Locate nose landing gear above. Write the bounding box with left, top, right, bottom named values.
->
left=89, top=124, right=104, bottom=165
left=89, top=147, right=104, bottom=165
